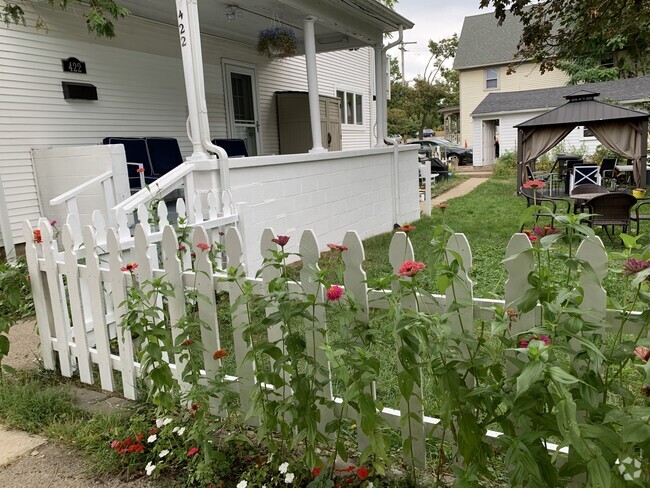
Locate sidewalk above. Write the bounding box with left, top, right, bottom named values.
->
left=421, top=176, right=490, bottom=212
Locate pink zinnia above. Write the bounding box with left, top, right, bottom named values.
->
left=523, top=179, right=546, bottom=189
left=634, top=346, right=650, bottom=362
left=397, top=261, right=426, bottom=277
left=519, top=335, right=550, bottom=348
left=532, top=225, right=560, bottom=238
left=327, top=243, right=348, bottom=251
left=120, top=263, right=138, bottom=272
left=196, top=242, right=210, bottom=251
left=272, top=235, right=290, bottom=247
left=187, top=447, right=199, bottom=457
left=623, top=258, right=650, bottom=277
left=136, top=166, right=145, bottom=173
left=327, top=285, right=344, bottom=301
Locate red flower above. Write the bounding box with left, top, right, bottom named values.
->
left=213, top=349, right=228, bottom=360
left=523, top=179, right=546, bottom=189
left=136, top=433, right=144, bottom=442
left=136, top=166, right=145, bottom=173
left=327, top=285, right=344, bottom=301
left=397, top=260, right=426, bottom=277
left=190, top=403, right=201, bottom=412
left=272, top=235, right=290, bottom=247
left=149, top=428, right=158, bottom=435
left=527, top=235, right=538, bottom=243
left=181, top=339, right=193, bottom=346
left=49, top=220, right=57, bottom=227
left=123, top=437, right=133, bottom=447
left=399, top=223, right=416, bottom=233
left=33, top=229, right=42, bottom=244
left=178, top=245, right=186, bottom=251
left=519, top=335, right=550, bottom=348
left=436, top=203, right=449, bottom=212
left=532, top=225, right=560, bottom=238
left=634, top=346, right=650, bottom=362
left=187, top=447, right=199, bottom=457
left=196, top=242, right=210, bottom=251
left=312, top=467, right=322, bottom=477
left=357, top=467, right=369, bottom=479
left=327, top=243, right=348, bottom=251
left=120, top=263, right=138, bottom=272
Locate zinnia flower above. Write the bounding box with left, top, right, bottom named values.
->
left=145, top=461, right=156, bottom=476
left=178, top=245, right=186, bottom=251
left=397, top=260, right=426, bottom=277
left=49, top=220, right=57, bottom=226
left=327, top=285, right=344, bottom=301
left=634, top=346, right=650, bottom=362
left=312, top=467, right=322, bottom=476
left=181, top=339, right=193, bottom=346
left=120, top=263, right=138, bottom=272
left=437, top=203, right=449, bottom=212
left=399, top=223, right=416, bottom=233
left=506, top=308, right=518, bottom=322
left=327, top=243, right=348, bottom=251
left=147, top=434, right=157, bottom=443
left=136, top=167, right=145, bottom=173
left=196, top=242, right=210, bottom=251
left=532, top=225, right=560, bottom=237
left=279, top=462, right=289, bottom=474
left=236, top=482, right=248, bottom=488
left=285, top=473, right=295, bottom=484
left=523, top=179, right=546, bottom=189
left=623, top=258, right=650, bottom=277
left=213, top=349, right=228, bottom=360
left=272, top=235, right=290, bottom=247
left=357, top=467, right=369, bottom=479
left=187, top=447, right=199, bottom=457
left=33, top=230, right=42, bottom=243
left=519, top=335, right=550, bottom=348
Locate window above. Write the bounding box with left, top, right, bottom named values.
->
left=485, top=68, right=498, bottom=89
left=583, top=126, right=595, bottom=138
left=336, top=90, right=363, bottom=125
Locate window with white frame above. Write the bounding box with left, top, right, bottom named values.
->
left=583, top=126, right=595, bottom=138
left=485, top=68, right=499, bottom=89
left=336, top=90, right=363, bottom=125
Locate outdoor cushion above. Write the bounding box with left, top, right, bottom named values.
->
left=145, top=137, right=184, bottom=176
left=103, top=137, right=156, bottom=190
left=212, top=138, right=249, bottom=157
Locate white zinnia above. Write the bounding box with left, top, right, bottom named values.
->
left=285, top=472, right=295, bottom=484
left=147, top=434, right=157, bottom=443
left=145, top=461, right=156, bottom=476
left=176, top=426, right=186, bottom=435
left=236, top=481, right=248, bottom=488
left=159, top=449, right=169, bottom=458
left=278, top=462, right=289, bottom=474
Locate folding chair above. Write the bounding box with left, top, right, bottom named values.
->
left=600, top=158, right=618, bottom=189
left=569, top=165, right=601, bottom=193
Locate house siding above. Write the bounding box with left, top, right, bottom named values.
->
left=0, top=5, right=376, bottom=244
left=459, top=62, right=569, bottom=150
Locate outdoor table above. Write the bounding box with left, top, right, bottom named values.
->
left=569, top=191, right=611, bottom=213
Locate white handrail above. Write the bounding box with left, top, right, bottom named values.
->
left=49, top=171, right=113, bottom=206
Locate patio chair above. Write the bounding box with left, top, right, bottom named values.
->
left=569, top=165, right=601, bottom=193
left=144, top=137, right=184, bottom=176
left=630, top=200, right=650, bottom=234
left=600, top=158, right=618, bottom=189
left=212, top=138, right=249, bottom=157
left=526, top=161, right=562, bottom=194
left=102, top=137, right=156, bottom=191
left=570, top=183, right=609, bottom=213
left=519, top=186, right=571, bottom=231
left=584, top=192, right=636, bottom=241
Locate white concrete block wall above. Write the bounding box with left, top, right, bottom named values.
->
left=228, top=146, right=420, bottom=270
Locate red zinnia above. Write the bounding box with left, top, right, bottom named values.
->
left=213, top=349, right=228, bottom=360
left=120, top=263, right=138, bottom=272
left=272, top=235, right=290, bottom=247
left=523, top=179, right=546, bottom=189
left=399, top=223, right=416, bottom=233
left=33, top=229, right=42, bottom=243
left=187, top=447, right=199, bottom=457
left=532, top=225, right=560, bottom=238
left=196, top=242, right=210, bottom=251
left=312, top=467, right=322, bottom=477
left=327, top=243, right=348, bottom=251
left=357, top=467, right=369, bottom=479
left=519, top=335, right=550, bottom=348
left=181, top=339, right=193, bottom=346
left=327, top=285, right=344, bottom=301
left=397, top=260, right=426, bottom=277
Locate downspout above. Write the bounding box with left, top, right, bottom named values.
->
left=379, top=26, right=403, bottom=225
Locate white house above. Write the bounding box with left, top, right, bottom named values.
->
left=470, top=76, right=650, bottom=166
left=0, top=0, right=420, bottom=265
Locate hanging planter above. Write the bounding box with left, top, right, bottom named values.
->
left=256, top=26, right=297, bottom=58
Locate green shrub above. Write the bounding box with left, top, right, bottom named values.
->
left=493, top=150, right=517, bottom=177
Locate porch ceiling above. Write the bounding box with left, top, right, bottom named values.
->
left=117, top=0, right=413, bottom=53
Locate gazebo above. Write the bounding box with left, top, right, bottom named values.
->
left=516, top=90, right=649, bottom=189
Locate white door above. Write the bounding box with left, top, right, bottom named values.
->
left=223, top=62, right=261, bottom=156
left=482, top=120, right=496, bottom=165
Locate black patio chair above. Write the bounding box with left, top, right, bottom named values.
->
left=570, top=183, right=609, bottom=213
left=600, top=158, right=618, bottom=189
left=519, top=186, right=571, bottom=231
left=584, top=192, right=637, bottom=241
left=631, top=200, right=650, bottom=234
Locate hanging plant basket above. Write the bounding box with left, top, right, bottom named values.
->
left=257, top=26, right=297, bottom=58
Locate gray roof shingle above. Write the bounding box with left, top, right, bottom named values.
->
left=453, top=11, right=523, bottom=70
left=472, top=76, right=650, bottom=116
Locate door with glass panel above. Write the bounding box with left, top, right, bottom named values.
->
left=224, top=62, right=261, bottom=156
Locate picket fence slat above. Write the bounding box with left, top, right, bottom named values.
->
left=576, top=236, right=607, bottom=325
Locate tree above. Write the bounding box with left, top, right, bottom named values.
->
left=2, top=0, right=129, bottom=38
left=480, top=0, right=650, bottom=78
left=389, top=56, right=402, bottom=83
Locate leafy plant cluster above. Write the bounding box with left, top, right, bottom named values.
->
left=256, top=26, right=297, bottom=59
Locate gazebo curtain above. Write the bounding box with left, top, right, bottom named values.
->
left=518, top=125, right=573, bottom=187
left=587, top=121, right=645, bottom=186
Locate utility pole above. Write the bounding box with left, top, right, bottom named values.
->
left=398, top=41, right=417, bottom=86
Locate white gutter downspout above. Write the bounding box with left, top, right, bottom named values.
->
left=376, top=26, right=403, bottom=224
left=304, top=16, right=327, bottom=153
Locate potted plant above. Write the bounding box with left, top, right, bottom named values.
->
left=257, top=26, right=297, bottom=58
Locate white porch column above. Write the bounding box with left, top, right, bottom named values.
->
left=374, top=44, right=386, bottom=147
left=304, top=16, right=326, bottom=153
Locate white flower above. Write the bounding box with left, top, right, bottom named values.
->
left=159, top=449, right=169, bottom=458
left=367, top=483, right=374, bottom=488
left=172, top=426, right=178, bottom=433
left=285, top=472, right=295, bottom=484
left=155, top=417, right=173, bottom=428
left=147, top=434, right=157, bottom=443
left=162, top=417, right=173, bottom=426
left=278, top=462, right=289, bottom=474
left=176, top=426, right=186, bottom=435
left=236, top=481, right=248, bottom=488
left=145, top=461, right=156, bottom=476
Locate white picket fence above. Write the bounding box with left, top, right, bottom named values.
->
left=23, top=214, right=638, bottom=468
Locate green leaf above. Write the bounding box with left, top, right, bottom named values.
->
left=622, top=420, right=650, bottom=443
left=547, top=366, right=579, bottom=385
left=587, top=456, right=612, bottom=488
left=516, top=359, right=544, bottom=397
left=0, top=334, right=9, bottom=356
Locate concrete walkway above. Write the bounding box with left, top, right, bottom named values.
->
left=421, top=177, right=490, bottom=211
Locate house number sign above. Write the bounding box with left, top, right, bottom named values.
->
left=61, top=57, right=87, bottom=74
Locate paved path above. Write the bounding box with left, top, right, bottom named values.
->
left=421, top=177, right=490, bottom=212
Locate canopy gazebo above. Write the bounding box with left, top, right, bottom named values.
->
left=516, top=90, right=649, bottom=189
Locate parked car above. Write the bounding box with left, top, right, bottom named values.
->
left=388, top=134, right=404, bottom=144
left=415, top=128, right=436, bottom=138
left=407, top=138, right=473, bottom=165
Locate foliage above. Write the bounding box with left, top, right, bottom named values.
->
left=480, top=0, right=650, bottom=79
left=493, top=150, right=518, bottom=178
left=256, top=26, right=297, bottom=58
left=558, top=57, right=621, bottom=85
left=2, top=1, right=129, bottom=38
left=0, top=259, right=33, bottom=378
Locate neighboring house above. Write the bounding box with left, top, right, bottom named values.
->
left=0, top=0, right=416, bottom=251
left=452, top=11, right=569, bottom=162
left=471, top=76, right=650, bottom=166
